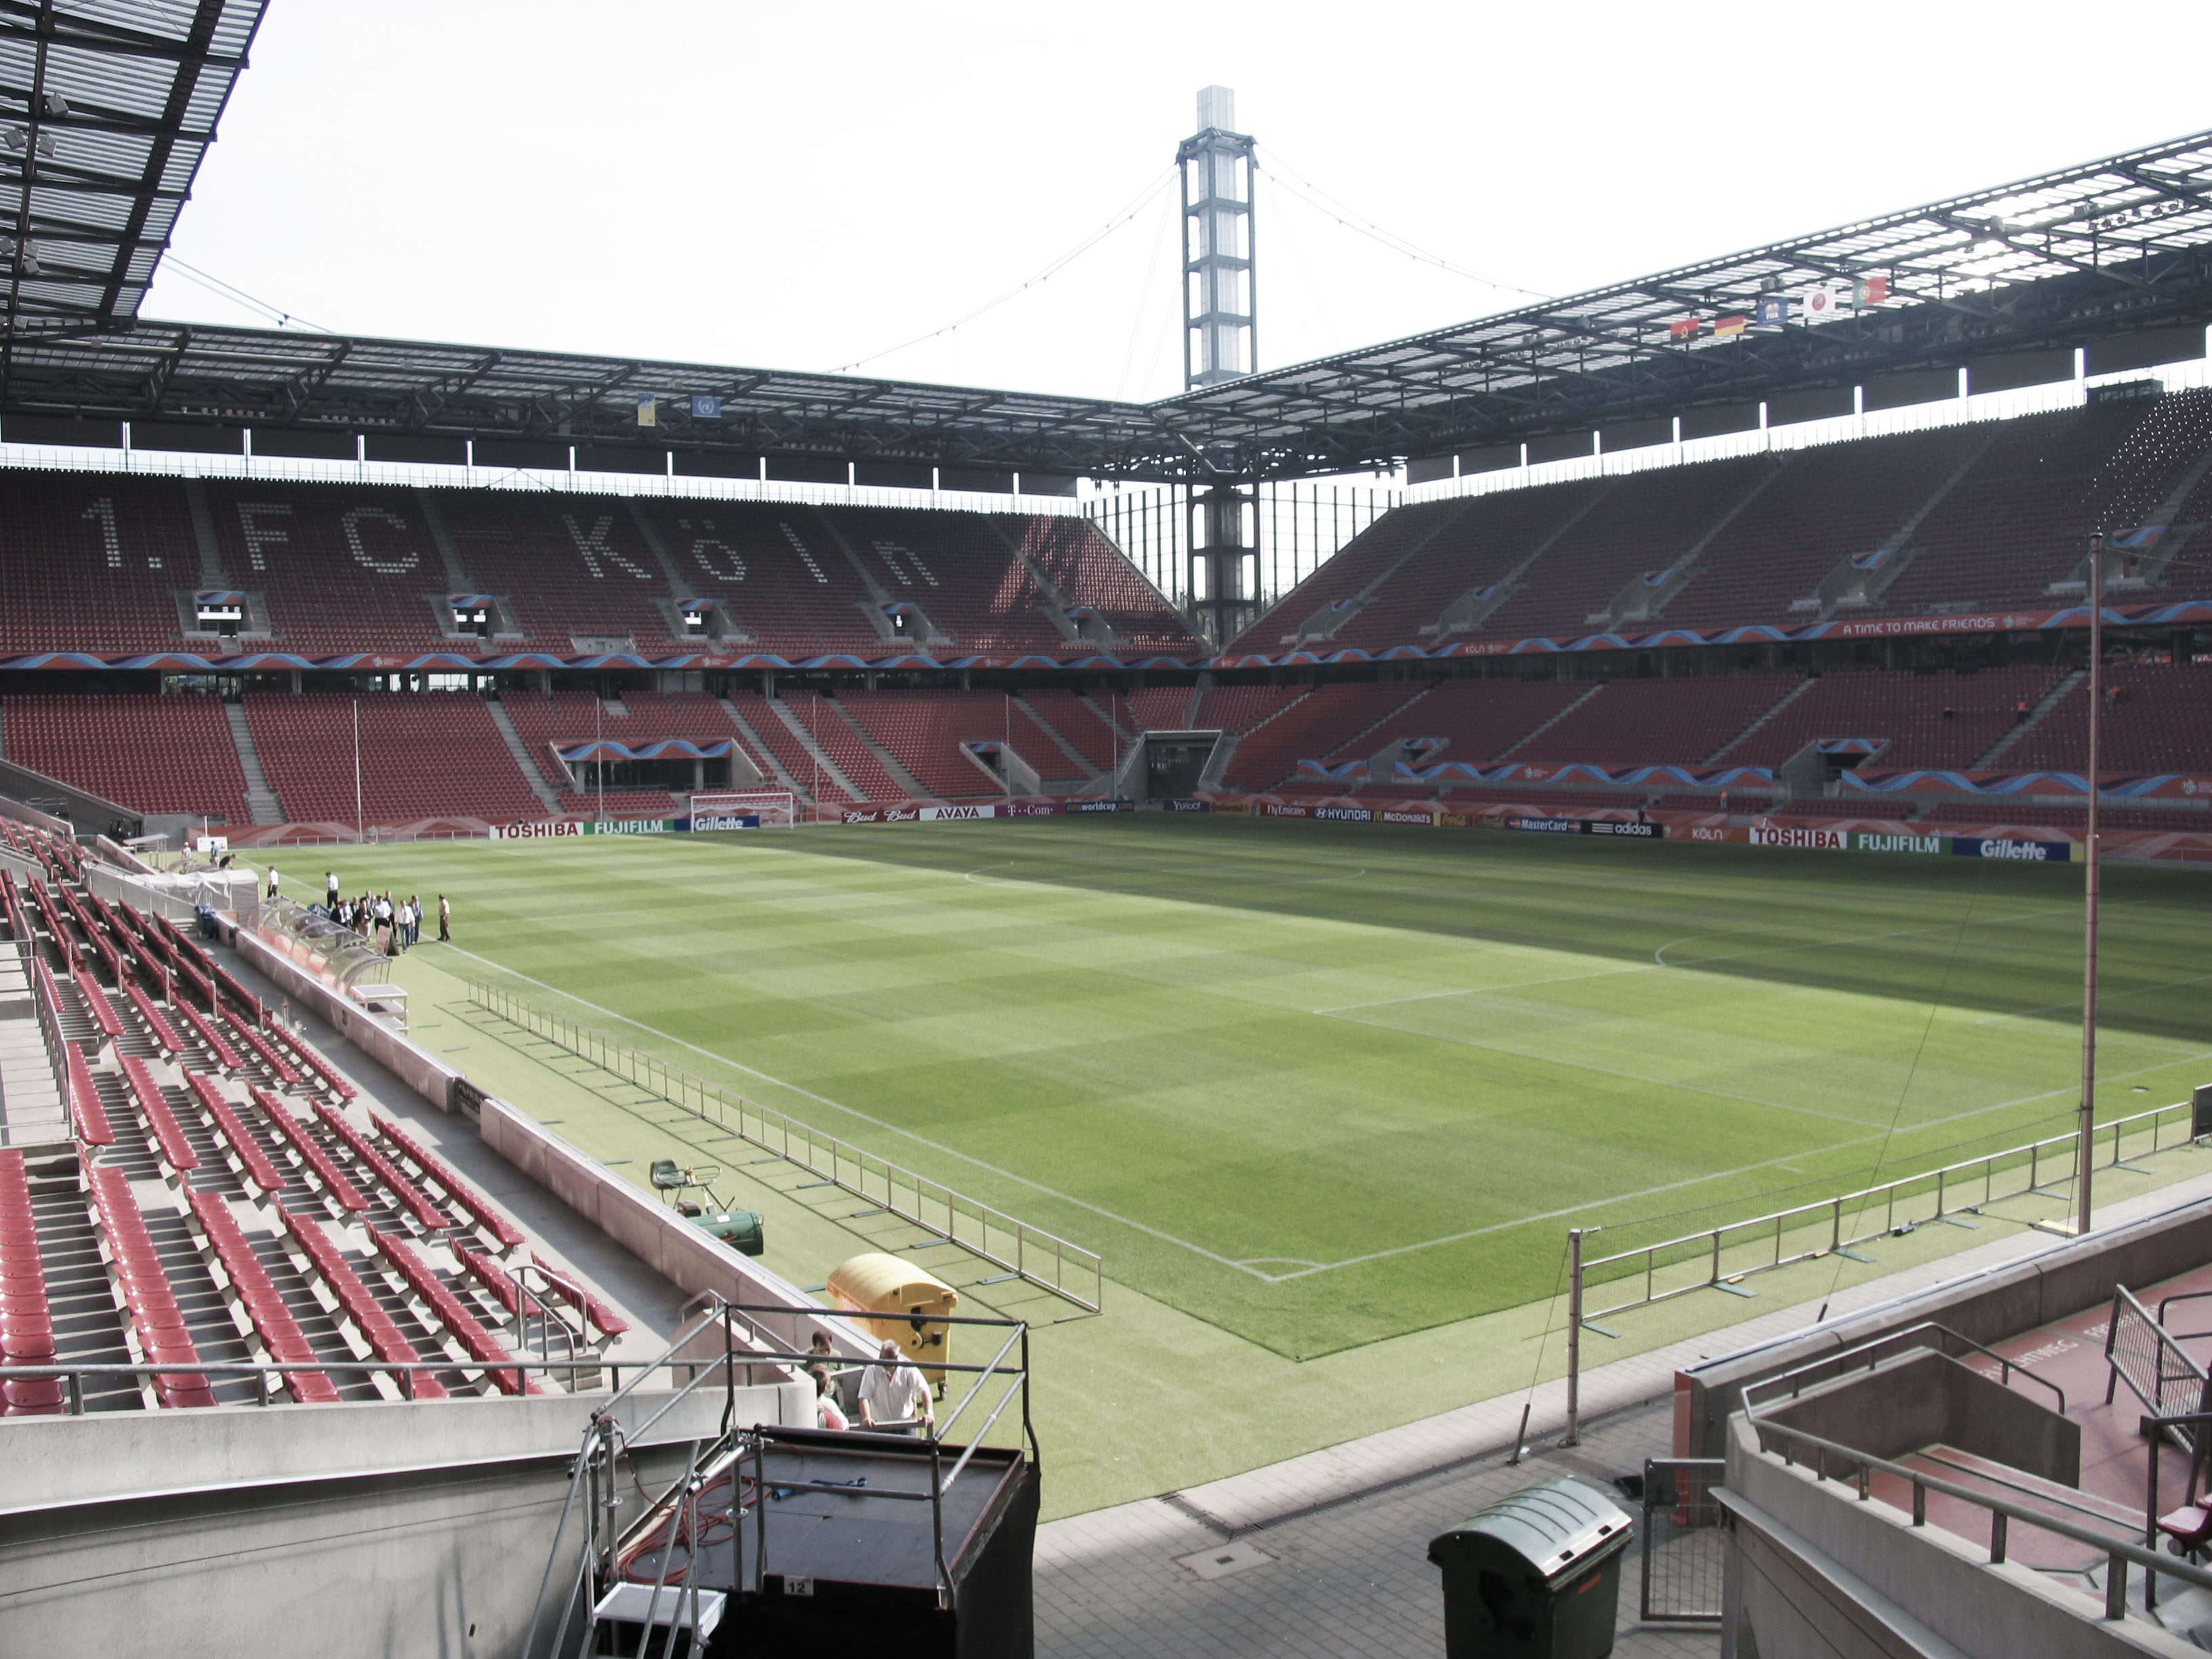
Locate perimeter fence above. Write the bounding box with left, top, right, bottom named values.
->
left=464, top=977, right=1103, bottom=1314
left=1578, top=1093, right=2204, bottom=1326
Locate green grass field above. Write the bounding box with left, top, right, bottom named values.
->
left=306, top=815, right=2212, bottom=1363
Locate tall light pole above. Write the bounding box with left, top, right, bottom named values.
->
left=2074, top=533, right=2106, bottom=1237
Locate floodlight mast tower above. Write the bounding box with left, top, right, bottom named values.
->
left=1179, top=86, right=1261, bottom=646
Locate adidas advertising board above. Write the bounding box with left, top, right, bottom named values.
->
left=1589, top=820, right=1663, bottom=838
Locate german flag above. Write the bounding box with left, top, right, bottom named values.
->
left=1713, top=314, right=1747, bottom=339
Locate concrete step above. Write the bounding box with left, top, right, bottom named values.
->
left=222, top=703, right=286, bottom=826
left=485, top=699, right=564, bottom=816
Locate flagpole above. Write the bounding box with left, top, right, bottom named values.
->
left=2075, top=533, right=2107, bottom=1237
left=596, top=693, right=603, bottom=820
left=352, top=698, right=363, bottom=844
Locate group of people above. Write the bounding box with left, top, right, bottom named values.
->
left=804, top=1331, right=935, bottom=1435
left=306, top=869, right=450, bottom=957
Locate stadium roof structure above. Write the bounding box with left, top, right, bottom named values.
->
left=0, top=1, right=262, bottom=374
left=0, top=76, right=2208, bottom=483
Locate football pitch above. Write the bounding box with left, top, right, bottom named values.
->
left=311, top=815, right=2211, bottom=1361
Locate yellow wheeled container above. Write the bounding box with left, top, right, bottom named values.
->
left=825, top=1252, right=959, bottom=1389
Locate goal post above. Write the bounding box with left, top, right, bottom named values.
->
left=687, top=790, right=796, bottom=827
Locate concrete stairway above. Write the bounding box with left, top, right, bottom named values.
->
left=1493, top=681, right=1605, bottom=762
left=1010, top=694, right=1103, bottom=779
left=485, top=700, right=563, bottom=816
left=1972, top=668, right=2086, bottom=769
left=769, top=698, right=865, bottom=802
left=1706, top=676, right=1814, bottom=764
left=827, top=702, right=930, bottom=798
left=715, top=696, right=814, bottom=805
left=222, top=703, right=286, bottom=825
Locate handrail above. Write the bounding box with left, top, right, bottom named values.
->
left=1742, top=1320, right=2068, bottom=1418
left=466, top=976, right=1103, bottom=1313
left=1746, top=1413, right=2212, bottom=1621
left=1580, top=1094, right=2200, bottom=1321
left=2158, top=1288, right=2212, bottom=1326
left=2139, top=1410, right=2212, bottom=1613
left=525, top=1298, right=1036, bottom=1656
left=2104, top=1286, right=2209, bottom=1450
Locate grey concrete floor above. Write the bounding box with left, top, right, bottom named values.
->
left=1036, top=1396, right=1715, bottom=1659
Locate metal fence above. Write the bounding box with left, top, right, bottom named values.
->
left=2104, top=1284, right=2209, bottom=1447
left=465, top=977, right=1103, bottom=1314
left=1579, top=1096, right=2199, bottom=1324
left=1640, top=1458, right=1725, bottom=1624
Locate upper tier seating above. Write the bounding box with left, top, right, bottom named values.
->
left=1514, top=675, right=1803, bottom=766
left=2002, top=661, right=2212, bottom=775
left=1660, top=426, right=1990, bottom=630
left=1721, top=665, right=2064, bottom=771
left=1868, top=404, right=2151, bottom=617
left=0, top=471, right=1195, bottom=659
left=1233, top=392, right=2212, bottom=653
left=1013, top=516, right=1195, bottom=651
left=1229, top=497, right=1490, bottom=650
left=1476, top=456, right=1778, bottom=639
left=1312, top=483, right=1610, bottom=653
left=1, top=693, right=251, bottom=821
left=243, top=692, right=544, bottom=823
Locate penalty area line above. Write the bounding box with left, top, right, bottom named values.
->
left=440, top=945, right=1277, bottom=1280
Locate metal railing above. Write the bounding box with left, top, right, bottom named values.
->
left=527, top=1300, right=1036, bottom=1659
left=1744, top=1371, right=2212, bottom=1625
left=466, top=977, right=1103, bottom=1314
left=1640, top=1458, right=1724, bottom=1624
left=0, top=1349, right=777, bottom=1411
left=1742, top=1321, right=2068, bottom=1420
left=1578, top=1095, right=2200, bottom=1324
left=2104, top=1286, right=2210, bottom=1448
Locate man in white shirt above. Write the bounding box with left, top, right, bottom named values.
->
left=857, top=1340, right=933, bottom=1435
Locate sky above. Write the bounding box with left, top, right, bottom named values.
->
left=142, top=1, right=2212, bottom=405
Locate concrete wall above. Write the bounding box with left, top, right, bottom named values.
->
left=484, top=1097, right=870, bottom=1361
left=234, top=924, right=466, bottom=1110
left=0, top=1384, right=801, bottom=1658
left=1723, top=1417, right=2196, bottom=1659
left=1681, top=1196, right=2212, bottom=1457
left=1762, top=1351, right=2080, bottom=1487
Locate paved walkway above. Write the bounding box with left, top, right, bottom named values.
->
left=1033, top=1165, right=2212, bottom=1658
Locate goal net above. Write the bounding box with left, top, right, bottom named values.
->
left=688, top=790, right=796, bottom=828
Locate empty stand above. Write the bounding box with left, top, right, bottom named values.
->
left=1474, top=456, right=1777, bottom=638
left=1, top=693, right=251, bottom=822
left=1513, top=676, right=1802, bottom=766
left=2003, top=661, right=2212, bottom=775
left=1353, top=679, right=1592, bottom=766
left=1218, top=682, right=1422, bottom=790
left=1722, top=665, right=2063, bottom=771
left=1869, top=403, right=2154, bottom=616
left=243, top=693, right=543, bottom=823
left=1325, top=483, right=1609, bottom=651
left=1662, top=426, right=1990, bottom=629
left=839, top=690, right=1015, bottom=798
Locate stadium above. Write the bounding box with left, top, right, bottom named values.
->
left=0, top=5, right=2210, bottom=1657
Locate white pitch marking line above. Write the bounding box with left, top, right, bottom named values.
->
left=1973, top=971, right=2212, bottom=1027
left=1322, top=905, right=2087, bottom=1017
left=1263, top=1050, right=2212, bottom=1281
left=1313, top=1012, right=1890, bottom=1128
left=443, top=945, right=1273, bottom=1279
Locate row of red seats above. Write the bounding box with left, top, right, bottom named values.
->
left=0, top=470, right=1197, bottom=658
left=0, top=1149, right=62, bottom=1414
